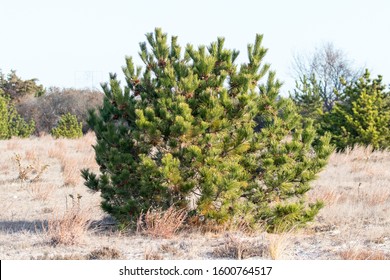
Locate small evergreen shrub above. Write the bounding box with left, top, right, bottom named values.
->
left=82, top=29, right=333, bottom=232
left=0, top=91, right=8, bottom=139
left=290, top=74, right=324, bottom=126
left=0, top=89, right=35, bottom=139
left=321, top=70, right=390, bottom=150
left=51, top=113, right=83, bottom=139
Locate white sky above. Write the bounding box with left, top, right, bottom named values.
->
left=1, top=0, right=389, bottom=95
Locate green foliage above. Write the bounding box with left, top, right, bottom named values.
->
left=51, top=113, right=83, bottom=139
left=82, top=28, right=333, bottom=232
left=0, top=89, right=35, bottom=139
left=0, top=70, right=45, bottom=101
left=0, top=90, right=8, bottom=139
left=322, top=70, right=390, bottom=150
left=290, top=74, right=324, bottom=125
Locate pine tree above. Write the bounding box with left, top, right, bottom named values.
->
left=290, top=74, right=324, bottom=124
left=0, top=89, right=35, bottom=139
left=51, top=113, right=83, bottom=139
left=322, top=70, right=390, bottom=150
left=82, top=28, right=333, bottom=231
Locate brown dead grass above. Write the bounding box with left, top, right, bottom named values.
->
left=306, top=144, right=390, bottom=257
left=212, top=233, right=267, bottom=259
left=62, top=164, right=80, bottom=187
left=44, top=197, right=92, bottom=246
left=267, top=232, right=292, bottom=260
left=25, top=149, right=37, bottom=161
left=137, top=206, right=188, bottom=239
left=339, top=248, right=390, bottom=260
left=27, top=182, right=56, bottom=201
left=45, top=133, right=98, bottom=187
left=6, top=138, right=22, bottom=150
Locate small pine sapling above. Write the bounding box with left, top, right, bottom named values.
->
left=51, top=113, right=83, bottom=139
left=82, top=28, right=333, bottom=231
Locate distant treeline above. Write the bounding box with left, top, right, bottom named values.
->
left=0, top=70, right=104, bottom=137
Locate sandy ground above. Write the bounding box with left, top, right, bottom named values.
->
left=1, top=134, right=390, bottom=260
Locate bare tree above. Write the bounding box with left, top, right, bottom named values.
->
left=292, top=43, right=363, bottom=112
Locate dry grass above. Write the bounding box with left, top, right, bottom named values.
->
left=44, top=196, right=92, bottom=246
left=62, top=164, right=80, bottom=187
left=144, top=247, right=164, bottom=260
left=87, top=247, right=124, bottom=260
left=47, top=147, right=63, bottom=159
left=212, top=233, right=267, bottom=259
left=137, top=206, right=187, bottom=239
left=46, top=134, right=98, bottom=187
left=25, top=149, right=37, bottom=161
left=339, top=248, right=390, bottom=260
left=304, top=144, right=390, bottom=259
left=267, top=232, right=292, bottom=260
left=6, top=138, right=22, bottom=150
left=26, top=182, right=56, bottom=201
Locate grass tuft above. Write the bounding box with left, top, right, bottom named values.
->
left=44, top=195, right=91, bottom=246
left=137, top=206, right=187, bottom=239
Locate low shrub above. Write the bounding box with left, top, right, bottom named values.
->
left=0, top=90, right=35, bottom=139
left=51, top=113, right=83, bottom=139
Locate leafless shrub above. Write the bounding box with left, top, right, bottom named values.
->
left=137, top=206, right=187, bottom=239
left=16, top=87, right=104, bottom=135
left=13, top=153, right=49, bottom=185
left=291, top=42, right=363, bottom=112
